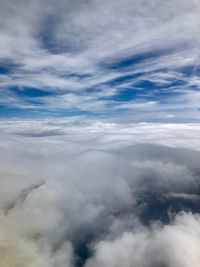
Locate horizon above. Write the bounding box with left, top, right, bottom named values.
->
left=1, top=1, right=200, bottom=267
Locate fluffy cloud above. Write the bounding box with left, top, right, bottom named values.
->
left=0, top=120, right=200, bottom=266
left=86, top=212, right=200, bottom=267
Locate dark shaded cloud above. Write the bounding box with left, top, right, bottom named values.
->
left=14, top=129, right=64, bottom=137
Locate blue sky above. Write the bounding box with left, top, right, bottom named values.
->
left=2, top=2, right=200, bottom=265
left=0, top=0, right=200, bottom=121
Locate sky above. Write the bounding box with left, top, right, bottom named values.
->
left=1, top=1, right=200, bottom=267
left=0, top=0, right=200, bottom=121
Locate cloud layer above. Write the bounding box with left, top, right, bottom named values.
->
left=1, top=1, right=200, bottom=265
left=0, top=0, right=200, bottom=119
left=1, top=120, right=200, bottom=266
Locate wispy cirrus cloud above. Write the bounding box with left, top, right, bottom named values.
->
left=0, top=0, right=200, bottom=119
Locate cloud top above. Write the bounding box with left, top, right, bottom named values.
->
left=0, top=120, right=200, bottom=266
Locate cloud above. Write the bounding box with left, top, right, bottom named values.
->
left=0, top=0, right=200, bottom=118
left=0, top=120, right=200, bottom=266
left=86, top=212, right=200, bottom=267
left=1, top=1, right=200, bottom=264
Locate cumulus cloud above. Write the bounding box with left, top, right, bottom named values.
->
left=0, top=120, right=200, bottom=266
left=86, top=212, right=200, bottom=267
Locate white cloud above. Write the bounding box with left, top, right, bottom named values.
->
left=86, top=212, right=200, bottom=267
left=0, top=120, right=200, bottom=266
left=0, top=0, right=200, bottom=116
